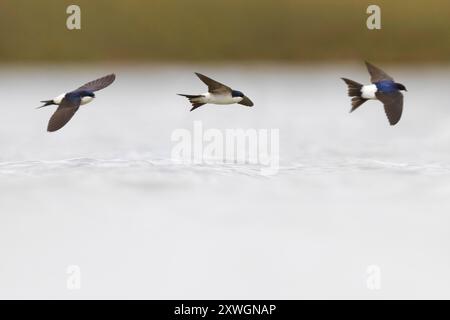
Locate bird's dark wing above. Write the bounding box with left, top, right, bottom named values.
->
left=76, top=73, right=116, bottom=92
left=376, top=91, right=403, bottom=126
left=195, top=72, right=231, bottom=94
left=239, top=96, right=254, bottom=107
left=47, top=97, right=81, bottom=132
left=365, top=62, right=394, bottom=83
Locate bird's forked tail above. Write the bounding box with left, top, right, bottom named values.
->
left=177, top=94, right=205, bottom=112
left=37, top=100, right=55, bottom=109
left=341, top=78, right=367, bottom=112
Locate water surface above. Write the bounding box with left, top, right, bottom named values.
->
left=1, top=65, right=450, bottom=299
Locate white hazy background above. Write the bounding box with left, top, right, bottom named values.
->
left=1, top=64, right=450, bottom=299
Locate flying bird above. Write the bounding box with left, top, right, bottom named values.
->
left=341, top=62, right=407, bottom=125
left=38, top=74, right=116, bottom=132
left=178, top=72, right=254, bottom=111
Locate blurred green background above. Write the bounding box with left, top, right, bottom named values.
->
left=0, top=0, right=449, bottom=63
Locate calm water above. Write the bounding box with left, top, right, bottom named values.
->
left=1, top=64, right=450, bottom=298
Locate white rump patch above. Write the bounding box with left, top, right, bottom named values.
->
left=361, top=84, right=377, bottom=100
left=53, top=93, right=66, bottom=105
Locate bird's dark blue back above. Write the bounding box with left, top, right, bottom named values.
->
left=375, top=80, right=398, bottom=93
left=65, top=90, right=94, bottom=101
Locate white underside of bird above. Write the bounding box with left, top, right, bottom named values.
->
left=52, top=93, right=94, bottom=105
left=200, top=92, right=243, bottom=105
left=361, top=84, right=378, bottom=100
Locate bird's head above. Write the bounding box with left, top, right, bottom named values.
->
left=395, top=83, right=407, bottom=92
left=231, top=90, right=245, bottom=98
left=232, top=90, right=254, bottom=107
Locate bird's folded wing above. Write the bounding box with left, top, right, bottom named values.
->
left=47, top=98, right=81, bottom=132
left=76, top=73, right=116, bottom=92
left=239, top=96, right=254, bottom=107
left=365, top=62, right=394, bottom=83
left=376, top=91, right=403, bottom=126
left=195, top=72, right=231, bottom=94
